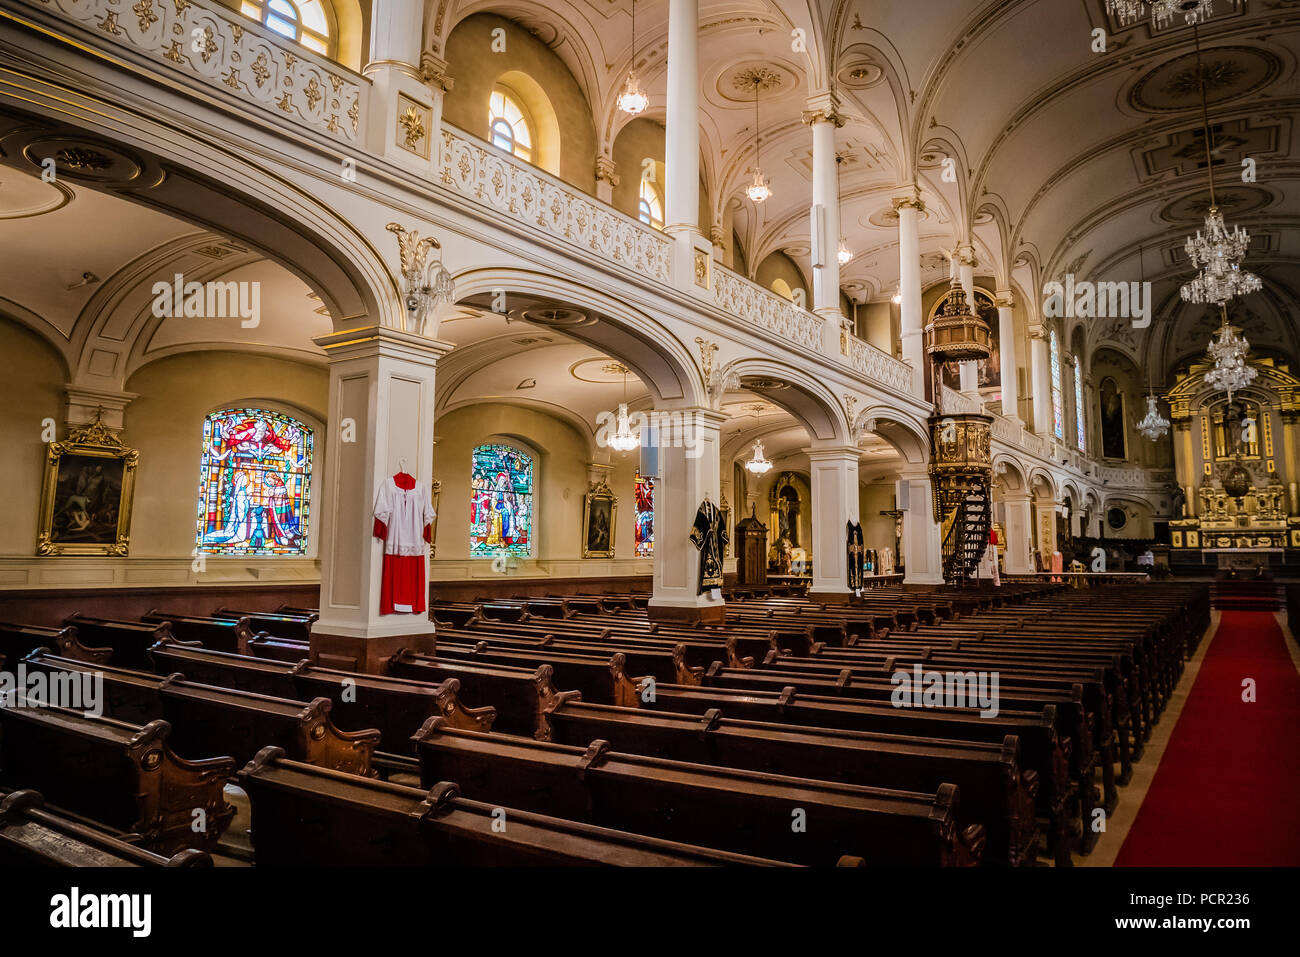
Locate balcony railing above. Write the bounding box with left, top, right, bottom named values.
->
left=32, top=0, right=365, bottom=143
left=439, top=127, right=673, bottom=284
left=712, top=266, right=823, bottom=353
left=842, top=332, right=914, bottom=394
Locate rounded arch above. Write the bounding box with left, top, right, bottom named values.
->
left=992, top=454, right=1028, bottom=492
left=0, top=111, right=399, bottom=340
left=1028, top=467, right=1057, bottom=502
left=854, top=405, right=929, bottom=466
left=718, top=357, right=851, bottom=445
left=449, top=267, right=704, bottom=407
left=493, top=71, right=560, bottom=176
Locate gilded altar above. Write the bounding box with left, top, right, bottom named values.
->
left=1166, top=356, right=1300, bottom=556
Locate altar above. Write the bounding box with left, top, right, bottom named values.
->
left=1201, top=548, right=1284, bottom=572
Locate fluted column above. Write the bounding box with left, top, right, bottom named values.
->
left=995, top=290, right=1019, bottom=422
left=893, top=188, right=925, bottom=397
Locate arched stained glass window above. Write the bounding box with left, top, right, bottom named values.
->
left=239, top=0, right=331, bottom=56
left=1049, top=330, right=1064, bottom=441
left=634, top=471, right=654, bottom=557
left=638, top=179, right=664, bottom=230
left=470, top=444, right=534, bottom=557
left=489, top=88, right=533, bottom=162
left=1074, top=355, right=1086, bottom=452
left=197, top=409, right=312, bottom=555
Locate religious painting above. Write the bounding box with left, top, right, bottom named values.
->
left=769, top=472, right=803, bottom=548
left=1099, top=377, right=1127, bottom=460
left=634, top=471, right=654, bottom=558
left=196, top=409, right=313, bottom=555
left=470, top=443, right=534, bottom=558
left=937, top=288, right=1001, bottom=390
left=37, top=411, right=138, bottom=556
left=582, top=480, right=617, bottom=559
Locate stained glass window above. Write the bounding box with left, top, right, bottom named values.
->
left=489, top=88, right=533, bottom=162
left=197, top=409, right=312, bottom=555
left=239, top=0, right=331, bottom=56
left=470, top=444, right=534, bottom=557
left=1049, top=330, right=1064, bottom=441
left=1074, top=355, right=1086, bottom=452
left=634, top=471, right=654, bottom=557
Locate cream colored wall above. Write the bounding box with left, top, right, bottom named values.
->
left=0, top=320, right=70, bottom=557
left=432, top=402, right=645, bottom=563
left=443, top=13, right=598, bottom=194
left=611, top=117, right=711, bottom=232
left=859, top=482, right=898, bottom=556
left=755, top=252, right=809, bottom=303
left=123, top=352, right=328, bottom=557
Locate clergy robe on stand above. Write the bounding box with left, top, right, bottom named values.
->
left=373, top=471, right=436, bottom=615
left=690, top=500, right=727, bottom=594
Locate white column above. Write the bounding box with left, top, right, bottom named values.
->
left=900, top=468, right=944, bottom=585
left=957, top=245, right=979, bottom=395
left=649, top=407, right=725, bottom=623
left=1030, top=332, right=1052, bottom=435
left=665, top=0, right=700, bottom=239
left=807, top=99, right=843, bottom=333
left=1003, top=492, right=1033, bottom=574
left=893, top=189, right=925, bottom=397
left=806, top=447, right=861, bottom=597
left=364, top=0, right=434, bottom=172
left=995, top=290, right=1019, bottom=422
left=311, top=327, right=450, bottom=671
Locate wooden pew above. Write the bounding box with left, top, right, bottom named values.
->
left=0, top=789, right=212, bottom=867
left=141, top=611, right=256, bottom=654
left=412, top=722, right=985, bottom=866
left=0, top=704, right=234, bottom=853
left=389, top=650, right=574, bottom=740
left=62, top=615, right=171, bottom=668
left=0, top=621, right=111, bottom=665
left=146, top=640, right=495, bottom=753
left=211, top=608, right=316, bottom=641
left=540, top=697, right=1036, bottom=865
left=238, top=747, right=800, bottom=867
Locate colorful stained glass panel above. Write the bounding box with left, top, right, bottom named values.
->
left=196, top=409, right=312, bottom=555
left=470, top=444, right=534, bottom=557
left=634, top=471, right=654, bottom=558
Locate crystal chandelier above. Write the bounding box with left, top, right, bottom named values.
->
left=837, top=237, right=853, bottom=266
left=1106, top=0, right=1239, bottom=29
left=1136, top=394, right=1171, bottom=441
left=745, top=439, right=773, bottom=474
left=609, top=403, right=639, bottom=451
left=616, top=0, right=648, bottom=116
left=1181, top=208, right=1261, bottom=304
left=608, top=366, right=640, bottom=451
left=1204, top=316, right=1257, bottom=400
left=745, top=78, right=772, bottom=204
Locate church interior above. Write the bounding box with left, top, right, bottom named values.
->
left=0, top=0, right=1298, bottom=888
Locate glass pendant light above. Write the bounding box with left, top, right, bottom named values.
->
left=608, top=365, right=640, bottom=452
left=743, top=405, right=772, bottom=474
left=1134, top=245, right=1171, bottom=441
left=616, top=0, right=648, bottom=116
left=745, top=78, right=772, bottom=204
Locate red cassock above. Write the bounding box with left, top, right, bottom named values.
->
left=373, top=472, right=435, bottom=615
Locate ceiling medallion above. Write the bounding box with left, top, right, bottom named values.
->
left=55, top=148, right=112, bottom=173
left=732, top=66, right=783, bottom=94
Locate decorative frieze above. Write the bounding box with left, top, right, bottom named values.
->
left=844, top=334, right=914, bottom=394
left=38, top=0, right=363, bottom=142
left=713, top=267, right=823, bottom=353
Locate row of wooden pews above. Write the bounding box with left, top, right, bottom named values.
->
left=0, top=584, right=1208, bottom=866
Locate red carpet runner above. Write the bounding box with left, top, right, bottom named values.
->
left=1115, top=611, right=1300, bottom=866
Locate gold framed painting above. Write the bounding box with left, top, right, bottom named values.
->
left=37, top=411, right=138, bottom=556
left=581, top=479, right=617, bottom=558
left=429, top=478, right=442, bottom=557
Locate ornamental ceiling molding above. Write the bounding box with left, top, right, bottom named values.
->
left=975, top=17, right=1300, bottom=218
